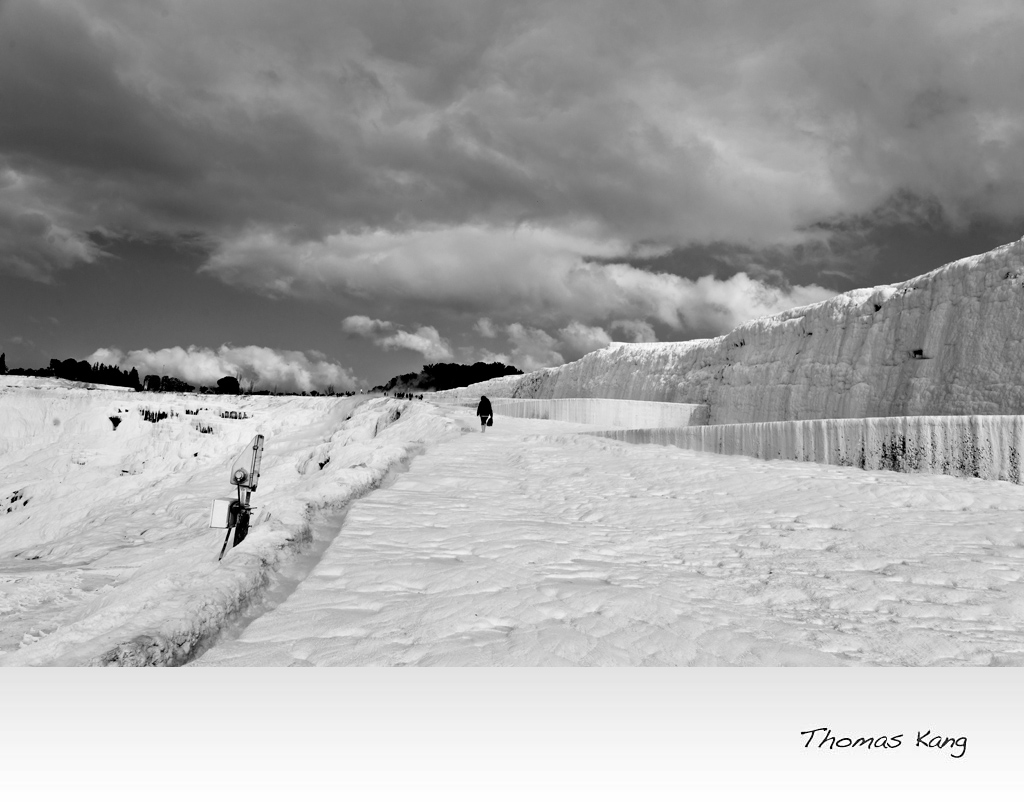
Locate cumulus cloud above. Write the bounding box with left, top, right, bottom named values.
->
left=610, top=319, right=659, bottom=343
left=558, top=321, right=612, bottom=356
left=87, top=345, right=359, bottom=393
left=341, top=315, right=390, bottom=337
left=474, top=317, right=497, bottom=338
left=505, top=323, right=564, bottom=372
left=377, top=327, right=453, bottom=361
left=475, top=349, right=512, bottom=365
left=210, top=224, right=836, bottom=338
left=341, top=315, right=453, bottom=360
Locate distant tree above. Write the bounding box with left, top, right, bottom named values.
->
left=50, top=358, right=90, bottom=382
left=0, top=352, right=6, bottom=374
left=162, top=375, right=195, bottom=393
left=128, top=367, right=141, bottom=391
left=216, top=375, right=241, bottom=395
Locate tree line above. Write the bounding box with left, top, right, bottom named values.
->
left=374, top=361, right=523, bottom=394
left=0, top=353, right=252, bottom=395
left=2, top=352, right=522, bottom=396
left=3, top=357, right=143, bottom=388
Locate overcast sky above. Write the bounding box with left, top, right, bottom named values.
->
left=3, top=0, right=1024, bottom=390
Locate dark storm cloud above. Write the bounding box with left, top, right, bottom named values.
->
left=4, top=0, right=1024, bottom=340
left=0, top=6, right=191, bottom=177
left=0, top=2, right=378, bottom=236
left=6, top=1, right=1023, bottom=236
left=1, top=0, right=578, bottom=261
left=634, top=191, right=1024, bottom=296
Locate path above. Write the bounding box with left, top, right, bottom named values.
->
left=195, top=405, right=1024, bottom=666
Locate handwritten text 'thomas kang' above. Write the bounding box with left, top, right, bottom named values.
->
left=800, top=728, right=967, bottom=758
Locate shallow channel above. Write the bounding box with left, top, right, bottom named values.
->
left=185, top=456, right=415, bottom=664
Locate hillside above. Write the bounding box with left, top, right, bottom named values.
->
left=0, top=380, right=460, bottom=665
left=434, top=238, right=1024, bottom=424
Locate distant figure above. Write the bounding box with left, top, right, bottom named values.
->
left=476, top=396, right=493, bottom=432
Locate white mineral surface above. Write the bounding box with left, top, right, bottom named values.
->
left=5, top=378, right=1024, bottom=666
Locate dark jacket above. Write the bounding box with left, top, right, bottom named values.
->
left=476, top=396, right=493, bottom=418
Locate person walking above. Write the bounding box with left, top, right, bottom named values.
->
left=476, top=396, right=493, bottom=433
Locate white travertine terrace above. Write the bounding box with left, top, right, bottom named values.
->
left=594, top=415, right=1024, bottom=483
left=489, top=398, right=709, bottom=429
left=430, top=238, right=1024, bottom=482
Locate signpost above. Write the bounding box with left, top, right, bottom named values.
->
left=211, top=434, right=265, bottom=560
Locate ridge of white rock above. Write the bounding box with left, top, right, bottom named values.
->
left=434, top=237, right=1024, bottom=424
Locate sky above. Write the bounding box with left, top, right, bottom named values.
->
left=2, top=0, right=1024, bottom=391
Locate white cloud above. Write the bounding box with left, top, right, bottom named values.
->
left=558, top=321, right=612, bottom=356
left=474, top=317, right=497, bottom=338
left=204, top=223, right=836, bottom=337
left=341, top=315, right=390, bottom=336
left=474, top=349, right=512, bottom=365
left=88, top=345, right=359, bottom=393
left=377, top=326, right=453, bottom=361
left=505, top=323, right=564, bottom=372
left=342, top=315, right=453, bottom=360
left=610, top=319, right=658, bottom=343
